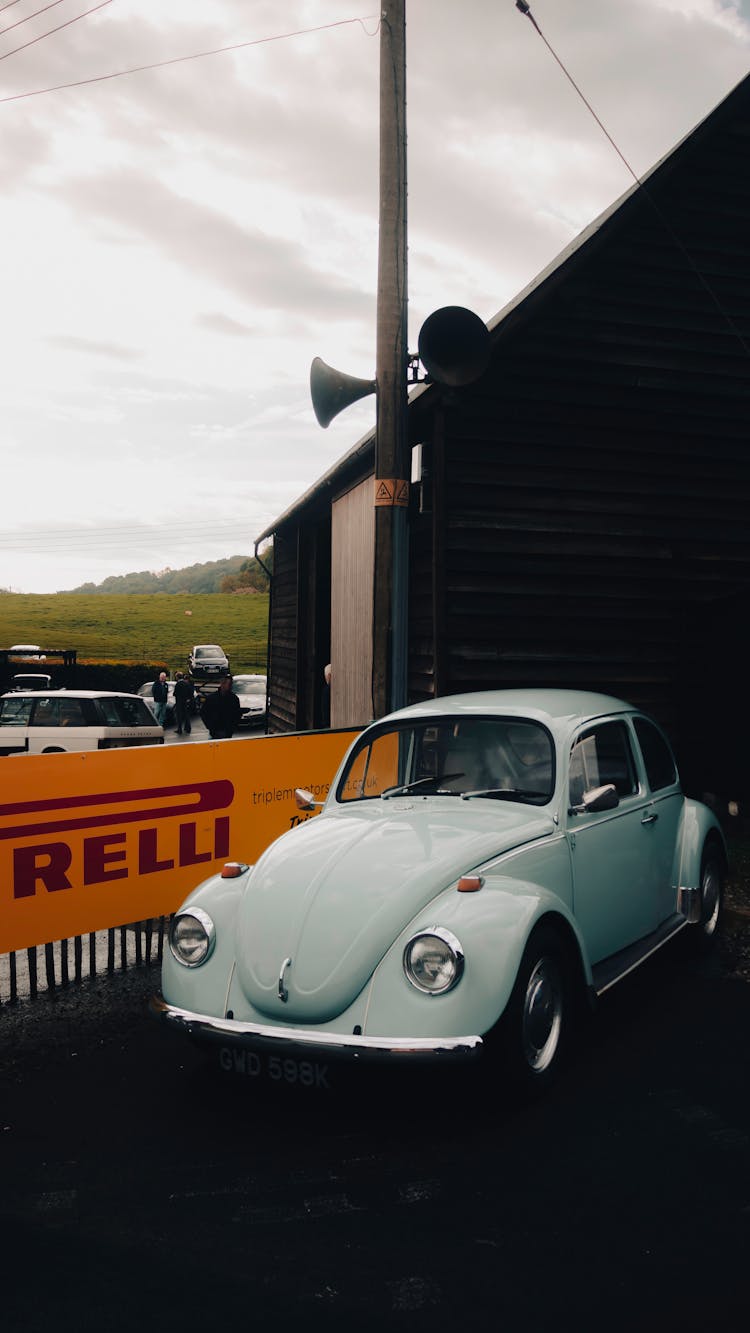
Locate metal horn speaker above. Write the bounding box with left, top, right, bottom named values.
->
left=417, top=306, right=491, bottom=387
left=310, top=357, right=376, bottom=429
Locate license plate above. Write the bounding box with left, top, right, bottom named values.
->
left=218, top=1046, right=330, bottom=1090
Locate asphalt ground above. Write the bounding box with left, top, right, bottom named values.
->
left=0, top=929, right=748, bottom=1332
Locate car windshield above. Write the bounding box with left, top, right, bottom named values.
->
left=337, top=716, right=554, bottom=805
left=233, top=678, right=265, bottom=696
left=194, top=646, right=223, bottom=659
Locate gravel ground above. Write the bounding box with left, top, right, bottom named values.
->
left=723, top=831, right=750, bottom=982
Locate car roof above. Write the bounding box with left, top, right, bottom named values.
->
left=1, top=690, right=144, bottom=700
left=378, top=688, right=637, bottom=732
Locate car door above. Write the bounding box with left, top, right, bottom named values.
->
left=631, top=715, right=683, bottom=926
left=567, top=719, right=659, bottom=965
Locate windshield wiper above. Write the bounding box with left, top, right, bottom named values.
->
left=382, top=772, right=464, bottom=799
left=460, top=788, right=543, bottom=802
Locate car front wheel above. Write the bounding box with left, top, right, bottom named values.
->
left=498, top=924, right=572, bottom=1095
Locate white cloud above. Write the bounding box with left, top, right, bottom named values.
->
left=0, top=0, right=747, bottom=591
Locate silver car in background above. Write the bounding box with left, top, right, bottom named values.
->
left=232, top=674, right=267, bottom=728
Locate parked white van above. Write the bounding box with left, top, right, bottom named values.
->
left=0, top=691, right=164, bottom=755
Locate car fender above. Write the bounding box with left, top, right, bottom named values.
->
left=671, top=799, right=727, bottom=889
left=362, top=833, right=590, bottom=1041
left=160, top=872, right=246, bottom=1015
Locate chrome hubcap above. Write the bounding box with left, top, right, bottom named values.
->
left=701, top=865, right=721, bottom=936
left=522, top=956, right=563, bottom=1072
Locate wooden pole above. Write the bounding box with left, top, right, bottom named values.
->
left=372, top=0, right=408, bottom=718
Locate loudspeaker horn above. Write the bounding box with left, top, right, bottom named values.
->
left=417, top=306, right=491, bottom=388
left=310, top=357, right=376, bottom=429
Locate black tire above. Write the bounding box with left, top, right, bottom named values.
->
left=685, top=848, right=724, bottom=954
left=497, top=923, right=573, bottom=1096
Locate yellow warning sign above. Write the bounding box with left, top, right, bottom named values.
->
left=374, top=478, right=409, bottom=507
left=374, top=479, right=394, bottom=505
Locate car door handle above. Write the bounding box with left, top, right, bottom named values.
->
left=641, top=812, right=658, bottom=825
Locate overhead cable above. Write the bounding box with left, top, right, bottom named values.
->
left=0, top=0, right=112, bottom=62
left=0, top=13, right=379, bottom=100
left=0, top=0, right=75, bottom=41
left=515, top=0, right=750, bottom=361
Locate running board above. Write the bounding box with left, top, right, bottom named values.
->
left=591, top=913, right=688, bottom=996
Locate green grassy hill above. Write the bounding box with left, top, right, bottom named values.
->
left=0, top=593, right=269, bottom=674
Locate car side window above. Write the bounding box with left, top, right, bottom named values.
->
left=30, top=697, right=61, bottom=727
left=569, top=722, right=639, bottom=807
left=0, top=697, right=33, bottom=726
left=58, top=697, right=88, bottom=727
left=633, top=717, right=677, bottom=791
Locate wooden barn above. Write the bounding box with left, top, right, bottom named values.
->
left=255, top=72, right=750, bottom=804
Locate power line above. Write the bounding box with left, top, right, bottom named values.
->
left=0, top=521, right=260, bottom=552
left=0, top=0, right=112, bottom=62
left=0, top=0, right=77, bottom=41
left=0, top=12, right=380, bottom=102
left=515, top=0, right=750, bottom=361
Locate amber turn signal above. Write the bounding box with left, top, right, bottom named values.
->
left=221, top=861, right=249, bottom=879
left=456, top=875, right=483, bottom=893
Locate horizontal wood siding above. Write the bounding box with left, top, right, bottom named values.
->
left=267, top=76, right=750, bottom=798
left=406, top=80, right=750, bottom=794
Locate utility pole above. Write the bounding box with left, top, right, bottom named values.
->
left=372, top=0, right=409, bottom=718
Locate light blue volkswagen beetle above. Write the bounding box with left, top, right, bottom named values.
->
left=151, top=689, right=726, bottom=1093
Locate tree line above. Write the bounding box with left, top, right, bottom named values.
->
left=68, top=553, right=272, bottom=596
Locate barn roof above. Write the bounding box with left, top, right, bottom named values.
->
left=255, top=70, right=750, bottom=546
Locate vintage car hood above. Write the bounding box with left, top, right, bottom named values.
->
left=234, top=800, right=554, bottom=1022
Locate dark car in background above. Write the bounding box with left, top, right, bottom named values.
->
left=188, top=644, right=230, bottom=691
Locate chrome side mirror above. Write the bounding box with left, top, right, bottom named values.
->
left=570, top=783, right=619, bottom=815
left=294, top=788, right=324, bottom=811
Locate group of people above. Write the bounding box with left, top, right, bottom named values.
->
left=151, top=660, right=332, bottom=738
left=151, top=671, right=241, bottom=739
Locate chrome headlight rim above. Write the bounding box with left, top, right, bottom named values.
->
left=169, top=907, right=216, bottom=968
left=403, top=926, right=465, bottom=996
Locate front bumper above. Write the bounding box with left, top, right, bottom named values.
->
left=149, top=994, right=483, bottom=1064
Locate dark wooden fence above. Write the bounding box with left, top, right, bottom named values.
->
left=0, top=918, right=169, bottom=1004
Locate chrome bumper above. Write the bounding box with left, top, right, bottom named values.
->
left=149, top=994, right=483, bottom=1063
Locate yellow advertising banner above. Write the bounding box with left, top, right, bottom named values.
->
left=0, top=730, right=358, bottom=955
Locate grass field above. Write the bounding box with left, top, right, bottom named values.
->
left=0, top=593, right=270, bottom=673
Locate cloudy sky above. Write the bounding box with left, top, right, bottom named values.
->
left=1, top=0, right=748, bottom=593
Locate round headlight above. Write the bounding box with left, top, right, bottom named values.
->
left=403, top=927, right=464, bottom=995
left=169, top=908, right=216, bottom=968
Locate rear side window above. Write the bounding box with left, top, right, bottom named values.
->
left=569, top=722, right=638, bottom=806
left=96, top=697, right=156, bottom=727
left=633, top=717, right=677, bottom=792
left=58, top=697, right=91, bottom=726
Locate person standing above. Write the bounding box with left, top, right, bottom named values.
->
left=200, top=675, right=241, bottom=739
left=321, top=662, right=332, bottom=727
left=173, top=670, right=194, bottom=735
left=152, top=671, right=169, bottom=727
